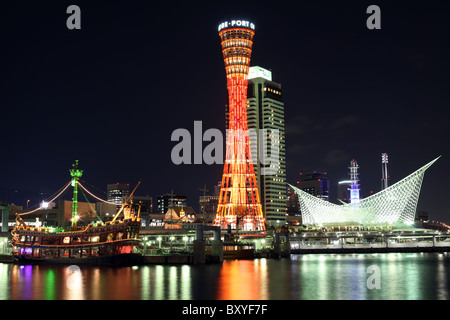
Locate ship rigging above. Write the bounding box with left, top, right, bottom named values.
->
left=10, top=160, right=143, bottom=265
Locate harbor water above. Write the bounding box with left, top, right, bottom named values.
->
left=1, top=252, right=449, bottom=300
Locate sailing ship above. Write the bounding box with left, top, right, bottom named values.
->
left=10, top=160, right=143, bottom=265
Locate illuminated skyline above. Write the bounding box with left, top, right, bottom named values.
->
left=1, top=1, right=449, bottom=224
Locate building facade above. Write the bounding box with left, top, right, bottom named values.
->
left=130, top=195, right=153, bottom=213
left=337, top=180, right=352, bottom=204
left=246, top=66, right=287, bottom=227
left=107, top=183, right=130, bottom=206
left=156, top=194, right=187, bottom=214
left=297, top=172, right=330, bottom=202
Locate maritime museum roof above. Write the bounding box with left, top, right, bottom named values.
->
left=289, top=157, right=440, bottom=227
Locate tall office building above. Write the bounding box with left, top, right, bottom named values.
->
left=107, top=183, right=130, bottom=207
left=296, top=172, right=330, bottom=202
left=156, top=193, right=187, bottom=214
left=247, top=66, right=287, bottom=226
left=199, top=182, right=220, bottom=217
left=286, top=185, right=299, bottom=214
left=337, top=180, right=352, bottom=203
left=130, top=195, right=153, bottom=213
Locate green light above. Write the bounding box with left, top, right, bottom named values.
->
left=44, top=269, right=56, bottom=300
left=69, top=160, right=83, bottom=229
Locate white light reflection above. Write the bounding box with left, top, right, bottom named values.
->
left=181, top=265, right=191, bottom=300
left=65, top=265, right=84, bottom=300
left=169, top=266, right=177, bottom=300
left=155, top=265, right=164, bottom=300
left=140, top=266, right=151, bottom=299
left=254, top=258, right=268, bottom=300
left=437, top=253, right=448, bottom=300
left=0, top=264, right=10, bottom=300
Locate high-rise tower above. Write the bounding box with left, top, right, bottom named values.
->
left=107, top=183, right=130, bottom=208
left=247, top=66, right=287, bottom=227
left=214, top=20, right=265, bottom=231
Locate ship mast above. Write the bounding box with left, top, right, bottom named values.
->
left=70, top=160, right=83, bottom=229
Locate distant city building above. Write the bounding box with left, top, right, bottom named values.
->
left=213, top=182, right=221, bottom=197
left=337, top=180, right=352, bottom=204
left=286, top=185, right=300, bottom=215
left=107, top=183, right=130, bottom=206
left=198, top=182, right=220, bottom=224
left=130, top=195, right=153, bottom=213
left=95, top=202, right=117, bottom=221
left=286, top=185, right=301, bottom=226
left=293, top=172, right=329, bottom=226
left=199, top=195, right=219, bottom=215
left=296, top=172, right=330, bottom=202
left=417, top=210, right=429, bottom=222
left=156, top=193, right=187, bottom=214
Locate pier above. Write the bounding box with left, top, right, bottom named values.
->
left=3, top=226, right=450, bottom=265
left=137, top=225, right=224, bottom=265
left=137, top=228, right=450, bottom=264
left=289, top=229, right=450, bottom=254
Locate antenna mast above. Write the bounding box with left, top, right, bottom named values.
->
left=381, top=153, right=390, bottom=190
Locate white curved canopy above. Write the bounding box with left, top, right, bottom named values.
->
left=289, top=156, right=440, bottom=227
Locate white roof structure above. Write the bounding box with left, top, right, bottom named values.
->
left=289, top=156, right=440, bottom=227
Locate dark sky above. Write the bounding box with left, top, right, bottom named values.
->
left=1, top=1, right=449, bottom=223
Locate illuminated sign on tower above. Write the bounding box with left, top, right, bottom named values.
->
left=214, top=20, right=266, bottom=231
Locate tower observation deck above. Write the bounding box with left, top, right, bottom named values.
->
left=214, top=20, right=265, bottom=231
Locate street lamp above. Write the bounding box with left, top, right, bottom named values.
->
left=157, top=236, right=162, bottom=249
left=170, top=236, right=175, bottom=251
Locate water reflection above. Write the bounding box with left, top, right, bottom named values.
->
left=437, top=253, right=449, bottom=300
left=216, top=259, right=269, bottom=300
left=2, top=253, right=450, bottom=300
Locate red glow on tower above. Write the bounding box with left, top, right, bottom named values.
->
left=214, top=20, right=265, bottom=232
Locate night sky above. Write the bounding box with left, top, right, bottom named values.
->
left=1, top=1, right=449, bottom=223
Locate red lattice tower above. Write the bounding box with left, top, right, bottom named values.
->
left=214, top=20, right=265, bottom=231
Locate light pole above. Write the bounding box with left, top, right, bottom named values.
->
left=157, top=236, right=162, bottom=249
left=170, top=236, right=175, bottom=251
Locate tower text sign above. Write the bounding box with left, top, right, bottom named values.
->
left=218, top=20, right=255, bottom=31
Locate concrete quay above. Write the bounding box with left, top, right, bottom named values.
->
left=291, top=245, right=450, bottom=255
left=0, top=254, right=13, bottom=263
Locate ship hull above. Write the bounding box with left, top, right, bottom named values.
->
left=11, top=217, right=142, bottom=266
left=13, top=252, right=143, bottom=266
